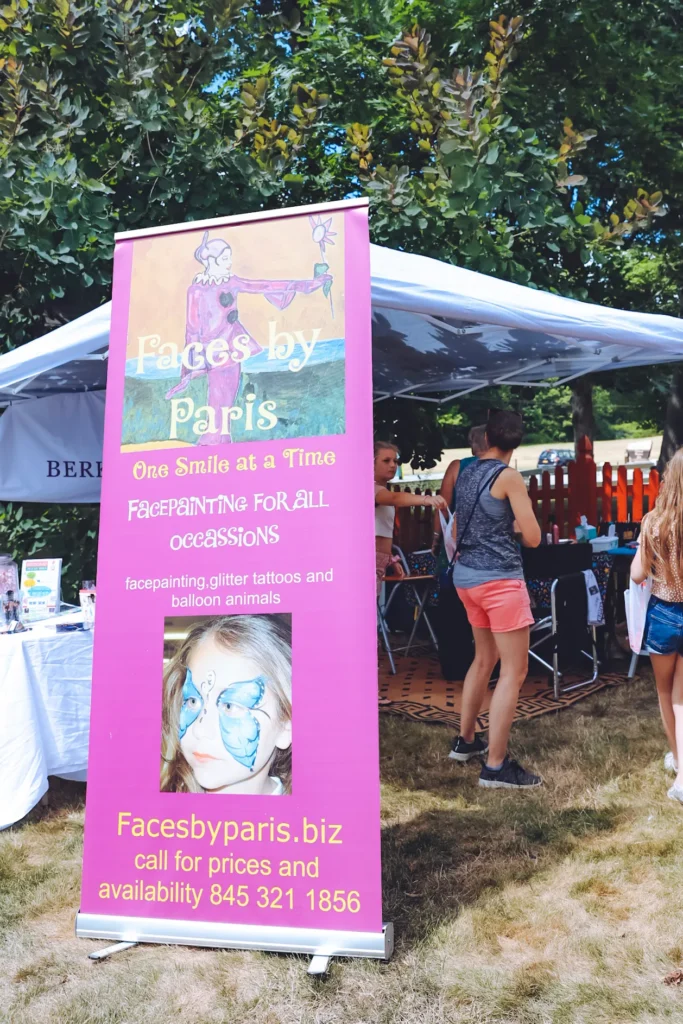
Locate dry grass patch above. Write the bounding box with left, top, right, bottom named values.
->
left=3, top=675, right=683, bottom=1022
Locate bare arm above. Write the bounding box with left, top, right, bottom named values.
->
left=432, top=461, right=459, bottom=542
left=631, top=545, right=647, bottom=584
left=375, top=488, right=448, bottom=511
left=499, top=470, right=541, bottom=548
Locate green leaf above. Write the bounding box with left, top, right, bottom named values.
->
left=485, top=142, right=500, bottom=165
left=451, top=164, right=473, bottom=191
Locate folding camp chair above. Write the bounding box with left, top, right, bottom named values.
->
left=549, top=572, right=600, bottom=698
left=524, top=546, right=599, bottom=699
left=627, top=649, right=649, bottom=679
left=377, top=545, right=438, bottom=675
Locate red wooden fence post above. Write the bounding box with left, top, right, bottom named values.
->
left=632, top=468, right=644, bottom=522
left=648, top=468, right=660, bottom=513
left=601, top=462, right=613, bottom=524
left=541, top=471, right=551, bottom=532
left=616, top=466, right=628, bottom=522
left=555, top=465, right=566, bottom=538
left=567, top=460, right=577, bottom=534
left=574, top=436, right=597, bottom=529
left=529, top=475, right=539, bottom=522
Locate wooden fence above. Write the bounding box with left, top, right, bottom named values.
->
left=390, top=438, right=660, bottom=553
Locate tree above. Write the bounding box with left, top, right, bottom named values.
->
left=426, top=0, right=683, bottom=460
left=1, top=2, right=665, bottom=343
left=0, top=0, right=679, bottom=477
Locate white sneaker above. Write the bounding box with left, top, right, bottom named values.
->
left=668, top=782, right=683, bottom=804
left=665, top=752, right=679, bottom=773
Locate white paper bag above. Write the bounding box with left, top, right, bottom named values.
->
left=624, top=577, right=652, bottom=654
left=439, top=510, right=457, bottom=564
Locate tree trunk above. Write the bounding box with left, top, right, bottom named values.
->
left=658, top=365, right=683, bottom=472
left=571, top=376, right=595, bottom=452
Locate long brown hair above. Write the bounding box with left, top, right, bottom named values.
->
left=640, top=448, right=683, bottom=589
left=161, top=614, right=292, bottom=793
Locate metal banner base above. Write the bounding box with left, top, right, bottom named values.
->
left=76, top=912, right=393, bottom=973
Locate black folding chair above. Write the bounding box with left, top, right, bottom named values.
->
left=550, top=572, right=600, bottom=699
left=523, top=545, right=599, bottom=699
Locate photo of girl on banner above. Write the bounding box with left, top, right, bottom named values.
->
left=161, top=613, right=292, bottom=796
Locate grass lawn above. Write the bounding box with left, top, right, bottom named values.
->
left=3, top=671, right=683, bottom=1023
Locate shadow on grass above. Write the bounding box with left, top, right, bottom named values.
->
left=381, top=801, right=622, bottom=949
left=377, top=678, right=663, bottom=951
left=7, top=688, right=654, bottom=962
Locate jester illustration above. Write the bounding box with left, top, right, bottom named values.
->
left=165, top=224, right=334, bottom=445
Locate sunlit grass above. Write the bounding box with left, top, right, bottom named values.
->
left=2, top=673, right=683, bottom=1023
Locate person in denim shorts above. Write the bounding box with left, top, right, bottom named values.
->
left=631, top=448, right=683, bottom=804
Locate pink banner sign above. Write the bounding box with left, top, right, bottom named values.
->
left=77, top=200, right=387, bottom=956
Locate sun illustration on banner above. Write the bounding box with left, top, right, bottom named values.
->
left=309, top=214, right=336, bottom=317
left=309, top=214, right=337, bottom=260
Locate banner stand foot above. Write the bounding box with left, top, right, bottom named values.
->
left=89, top=941, right=138, bottom=962
left=307, top=955, right=331, bottom=976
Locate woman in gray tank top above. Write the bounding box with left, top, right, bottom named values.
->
left=448, top=410, right=543, bottom=790
left=452, top=458, right=524, bottom=589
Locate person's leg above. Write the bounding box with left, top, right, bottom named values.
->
left=459, top=626, right=499, bottom=742
left=670, top=655, right=683, bottom=791
left=486, top=626, right=529, bottom=768
left=650, top=652, right=678, bottom=760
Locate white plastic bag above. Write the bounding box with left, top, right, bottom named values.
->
left=439, top=509, right=457, bottom=564
left=624, top=576, right=652, bottom=654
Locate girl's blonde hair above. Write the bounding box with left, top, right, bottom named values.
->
left=373, top=440, right=399, bottom=460
left=161, top=614, right=292, bottom=793
left=640, top=448, right=683, bottom=590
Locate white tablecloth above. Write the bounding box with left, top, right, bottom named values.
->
left=0, top=617, right=93, bottom=829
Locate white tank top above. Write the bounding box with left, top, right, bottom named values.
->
left=374, top=483, right=395, bottom=538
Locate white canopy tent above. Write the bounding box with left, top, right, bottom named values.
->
left=1, top=243, right=682, bottom=501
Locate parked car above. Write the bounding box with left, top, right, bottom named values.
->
left=537, top=448, right=574, bottom=468
left=625, top=439, right=652, bottom=463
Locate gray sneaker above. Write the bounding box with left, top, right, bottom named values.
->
left=449, top=735, right=488, bottom=763
left=479, top=757, right=542, bottom=789
left=668, top=782, right=683, bottom=804
left=665, top=752, right=678, bottom=773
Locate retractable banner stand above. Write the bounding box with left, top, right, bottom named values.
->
left=76, top=198, right=391, bottom=965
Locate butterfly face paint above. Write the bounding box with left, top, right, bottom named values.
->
left=179, top=668, right=203, bottom=739
left=177, top=636, right=290, bottom=794
left=215, top=676, right=266, bottom=771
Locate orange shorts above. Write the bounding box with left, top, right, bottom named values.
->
left=456, top=579, right=534, bottom=633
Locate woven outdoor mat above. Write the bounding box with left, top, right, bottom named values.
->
left=378, top=653, right=629, bottom=730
